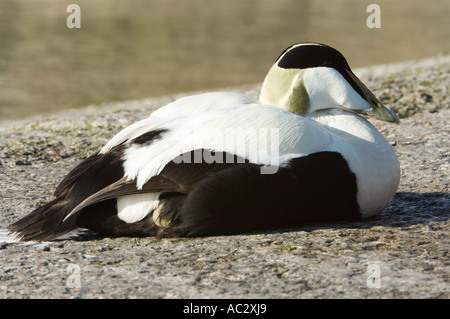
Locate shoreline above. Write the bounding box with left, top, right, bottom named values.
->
left=1, top=54, right=449, bottom=127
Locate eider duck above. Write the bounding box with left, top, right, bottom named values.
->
left=8, top=43, right=400, bottom=241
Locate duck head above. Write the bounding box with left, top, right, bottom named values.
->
left=259, top=43, right=399, bottom=123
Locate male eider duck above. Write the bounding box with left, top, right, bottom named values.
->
left=8, top=43, right=400, bottom=241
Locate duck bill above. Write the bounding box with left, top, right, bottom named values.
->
left=347, top=71, right=400, bottom=124
left=362, top=98, right=400, bottom=124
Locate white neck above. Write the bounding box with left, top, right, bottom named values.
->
left=306, top=109, right=379, bottom=142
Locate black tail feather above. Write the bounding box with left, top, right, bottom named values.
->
left=8, top=199, right=77, bottom=242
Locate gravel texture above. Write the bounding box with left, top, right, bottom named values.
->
left=0, top=56, right=449, bottom=299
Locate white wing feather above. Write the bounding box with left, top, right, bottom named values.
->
left=100, top=92, right=259, bottom=154
left=122, top=104, right=334, bottom=189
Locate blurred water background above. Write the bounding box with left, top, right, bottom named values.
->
left=0, top=0, right=448, bottom=120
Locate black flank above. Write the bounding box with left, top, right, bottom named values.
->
left=77, top=150, right=250, bottom=237
left=170, top=151, right=361, bottom=237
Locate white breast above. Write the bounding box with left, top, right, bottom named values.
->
left=307, top=110, right=400, bottom=218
